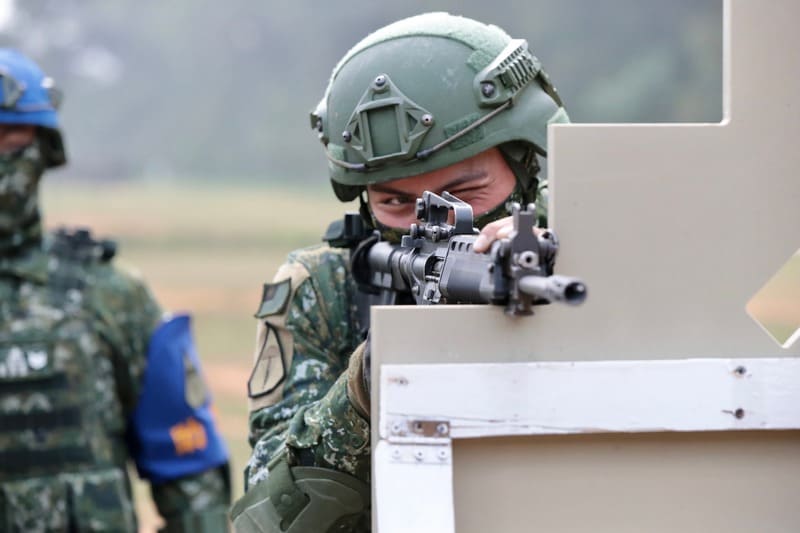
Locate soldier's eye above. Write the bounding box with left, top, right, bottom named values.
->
left=385, top=196, right=412, bottom=206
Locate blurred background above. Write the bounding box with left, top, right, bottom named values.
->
left=0, top=0, right=723, bottom=183
left=0, top=0, right=723, bottom=529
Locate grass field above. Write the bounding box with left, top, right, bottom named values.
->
left=42, top=180, right=355, bottom=531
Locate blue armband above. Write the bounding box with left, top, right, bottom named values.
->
left=129, top=314, right=228, bottom=483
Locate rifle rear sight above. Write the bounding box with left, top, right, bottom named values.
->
left=406, top=191, right=477, bottom=244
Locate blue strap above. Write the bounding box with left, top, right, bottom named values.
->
left=129, top=314, right=228, bottom=483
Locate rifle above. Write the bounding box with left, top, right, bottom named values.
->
left=325, top=191, right=586, bottom=318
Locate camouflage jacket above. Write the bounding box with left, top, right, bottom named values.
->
left=242, top=245, right=371, bottom=513
left=0, top=229, right=228, bottom=532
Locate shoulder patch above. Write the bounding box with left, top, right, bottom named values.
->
left=183, top=350, right=209, bottom=408
left=247, top=322, right=286, bottom=399
left=254, top=279, right=291, bottom=318
left=247, top=261, right=310, bottom=412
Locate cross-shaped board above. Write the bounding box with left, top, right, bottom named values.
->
left=372, top=1, right=800, bottom=531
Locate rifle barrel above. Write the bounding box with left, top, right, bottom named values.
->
left=518, top=274, right=587, bottom=305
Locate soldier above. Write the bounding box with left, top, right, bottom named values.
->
left=0, top=49, right=231, bottom=531
left=232, top=13, right=567, bottom=532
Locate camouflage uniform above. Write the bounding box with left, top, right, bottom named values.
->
left=0, top=218, right=230, bottom=532
left=234, top=12, right=568, bottom=532
left=237, top=244, right=370, bottom=532
left=0, top=49, right=230, bottom=532
left=245, top=246, right=370, bottom=490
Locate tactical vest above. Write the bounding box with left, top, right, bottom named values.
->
left=0, top=229, right=137, bottom=532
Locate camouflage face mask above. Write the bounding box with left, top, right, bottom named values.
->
left=0, top=141, right=45, bottom=236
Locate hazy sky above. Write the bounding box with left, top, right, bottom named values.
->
left=0, top=0, right=13, bottom=31
left=0, top=1, right=722, bottom=183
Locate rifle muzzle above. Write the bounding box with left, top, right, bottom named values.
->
left=518, top=274, right=587, bottom=305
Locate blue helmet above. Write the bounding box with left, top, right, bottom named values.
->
left=0, top=48, right=66, bottom=167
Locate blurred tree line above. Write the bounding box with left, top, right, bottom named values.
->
left=0, top=0, right=722, bottom=184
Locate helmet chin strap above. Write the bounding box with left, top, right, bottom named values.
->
left=498, top=141, right=541, bottom=202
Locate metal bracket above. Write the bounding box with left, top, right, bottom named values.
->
left=385, top=418, right=452, bottom=465
left=388, top=418, right=450, bottom=440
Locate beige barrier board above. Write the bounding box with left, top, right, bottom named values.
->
left=371, top=0, right=800, bottom=531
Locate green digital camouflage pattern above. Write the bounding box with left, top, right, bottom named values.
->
left=245, top=245, right=371, bottom=491
left=0, top=159, right=229, bottom=532
left=2, top=469, right=137, bottom=531
left=153, top=466, right=230, bottom=527
left=0, top=142, right=45, bottom=248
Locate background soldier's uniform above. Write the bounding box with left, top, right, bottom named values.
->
left=0, top=224, right=231, bottom=532
left=0, top=48, right=231, bottom=532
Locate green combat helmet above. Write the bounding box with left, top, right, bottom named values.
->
left=311, top=12, right=569, bottom=222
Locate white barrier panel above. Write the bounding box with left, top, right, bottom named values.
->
left=373, top=1, right=800, bottom=531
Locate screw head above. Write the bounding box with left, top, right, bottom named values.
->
left=481, top=82, right=496, bottom=98
left=374, top=74, right=387, bottom=87
left=421, top=113, right=434, bottom=127
left=436, top=423, right=449, bottom=436
left=342, top=130, right=352, bottom=143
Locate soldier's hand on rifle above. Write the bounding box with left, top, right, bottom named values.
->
left=473, top=216, right=547, bottom=253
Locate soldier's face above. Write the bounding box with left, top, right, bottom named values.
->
left=367, top=147, right=516, bottom=229
left=0, top=125, right=36, bottom=154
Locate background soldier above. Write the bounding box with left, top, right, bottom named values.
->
left=0, top=49, right=231, bottom=531
left=232, top=12, right=567, bottom=532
